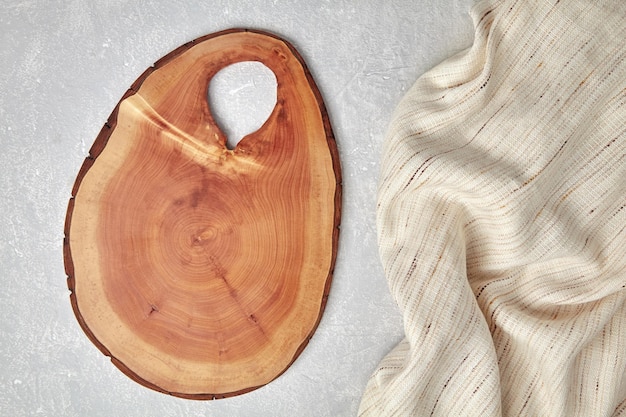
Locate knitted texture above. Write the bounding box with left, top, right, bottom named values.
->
left=359, top=0, right=626, bottom=415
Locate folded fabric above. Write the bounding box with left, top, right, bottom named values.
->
left=359, top=0, right=626, bottom=415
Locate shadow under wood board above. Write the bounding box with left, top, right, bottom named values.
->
left=63, top=28, right=342, bottom=399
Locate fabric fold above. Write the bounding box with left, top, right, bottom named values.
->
left=360, top=0, right=626, bottom=415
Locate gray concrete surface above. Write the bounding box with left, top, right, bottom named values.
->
left=1, top=1, right=475, bottom=415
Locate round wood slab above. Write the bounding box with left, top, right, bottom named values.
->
left=64, top=29, right=341, bottom=399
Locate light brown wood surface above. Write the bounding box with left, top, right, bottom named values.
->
left=64, top=29, right=341, bottom=399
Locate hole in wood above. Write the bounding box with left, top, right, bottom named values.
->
left=208, top=61, right=277, bottom=150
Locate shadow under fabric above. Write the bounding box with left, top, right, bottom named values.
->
left=359, top=0, right=626, bottom=415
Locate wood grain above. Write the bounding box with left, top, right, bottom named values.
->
left=64, top=29, right=341, bottom=399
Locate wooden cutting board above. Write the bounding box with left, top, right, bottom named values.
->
left=64, top=28, right=341, bottom=399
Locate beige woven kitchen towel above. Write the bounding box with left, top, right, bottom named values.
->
left=359, top=0, right=626, bottom=415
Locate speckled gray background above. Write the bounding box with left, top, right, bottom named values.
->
left=1, top=1, right=474, bottom=415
